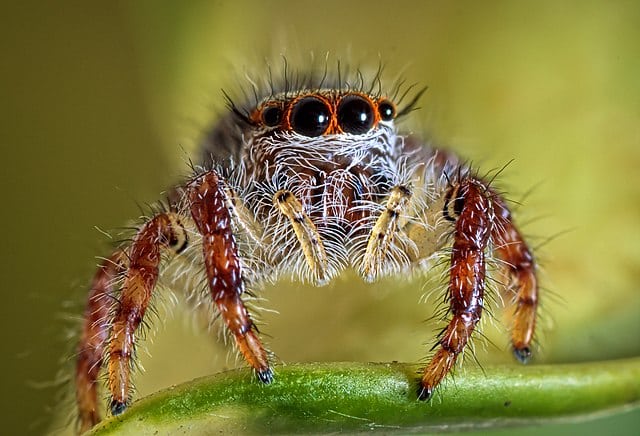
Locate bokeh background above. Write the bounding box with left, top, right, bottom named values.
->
left=1, top=1, right=639, bottom=434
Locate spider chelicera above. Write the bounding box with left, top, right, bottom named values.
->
left=74, top=68, right=538, bottom=433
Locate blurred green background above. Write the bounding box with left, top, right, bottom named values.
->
left=1, top=1, right=639, bottom=434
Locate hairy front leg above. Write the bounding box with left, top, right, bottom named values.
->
left=189, top=171, right=272, bottom=383
left=107, top=213, right=187, bottom=415
left=492, top=196, right=538, bottom=362
left=418, top=179, right=492, bottom=400
left=75, top=251, right=125, bottom=433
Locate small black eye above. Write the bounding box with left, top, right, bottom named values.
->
left=261, top=105, right=282, bottom=127
left=337, top=95, right=374, bottom=134
left=290, top=97, right=331, bottom=137
left=378, top=100, right=396, bottom=121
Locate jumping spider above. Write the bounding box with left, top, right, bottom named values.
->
left=75, top=67, right=538, bottom=433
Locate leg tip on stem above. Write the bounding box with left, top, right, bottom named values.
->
left=513, top=346, right=532, bottom=364
left=110, top=400, right=128, bottom=416
left=257, top=367, right=274, bottom=384
left=417, top=385, right=433, bottom=401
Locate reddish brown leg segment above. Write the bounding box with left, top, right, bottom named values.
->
left=492, top=198, right=538, bottom=362
left=107, top=213, right=186, bottom=416
left=188, top=171, right=272, bottom=383
left=419, top=179, right=491, bottom=400
left=76, top=251, right=125, bottom=433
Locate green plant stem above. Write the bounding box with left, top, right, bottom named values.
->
left=90, top=357, right=640, bottom=435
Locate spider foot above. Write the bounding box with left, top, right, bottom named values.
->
left=513, top=346, right=532, bottom=364
left=110, top=399, right=128, bottom=416
left=257, top=367, right=274, bottom=384
left=417, top=384, right=433, bottom=401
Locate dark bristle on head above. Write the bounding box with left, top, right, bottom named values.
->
left=222, top=89, right=252, bottom=125
left=233, top=59, right=418, bottom=108
left=396, top=86, right=428, bottom=118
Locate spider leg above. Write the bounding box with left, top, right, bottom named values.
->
left=362, top=185, right=412, bottom=281
left=75, top=251, right=126, bottom=433
left=418, top=178, right=492, bottom=401
left=491, top=196, right=538, bottom=362
left=188, top=171, right=272, bottom=383
left=273, top=189, right=328, bottom=283
left=107, top=212, right=188, bottom=415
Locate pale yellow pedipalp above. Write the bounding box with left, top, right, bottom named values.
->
left=273, top=190, right=328, bottom=282
left=362, top=185, right=412, bottom=281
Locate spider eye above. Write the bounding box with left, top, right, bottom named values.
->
left=261, top=105, right=282, bottom=127
left=337, top=95, right=375, bottom=134
left=377, top=99, right=396, bottom=122
left=289, top=97, right=331, bottom=137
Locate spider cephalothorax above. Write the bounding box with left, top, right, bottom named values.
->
left=74, top=67, right=538, bottom=433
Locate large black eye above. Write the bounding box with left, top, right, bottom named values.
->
left=337, top=95, right=374, bottom=134
left=377, top=99, right=396, bottom=121
left=261, top=105, right=282, bottom=127
left=290, top=97, right=331, bottom=137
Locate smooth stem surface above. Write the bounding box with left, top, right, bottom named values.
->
left=90, top=357, right=640, bottom=435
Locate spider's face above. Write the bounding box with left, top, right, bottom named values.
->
left=241, top=91, right=405, bottom=224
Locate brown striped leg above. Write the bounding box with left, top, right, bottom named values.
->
left=76, top=251, right=125, bottom=433
left=492, top=198, right=538, bottom=362
left=107, top=213, right=187, bottom=416
left=188, top=171, right=272, bottom=383
left=418, top=179, right=491, bottom=401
